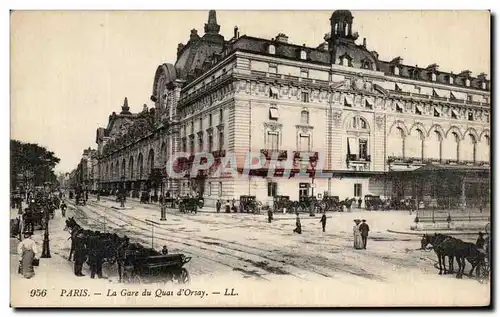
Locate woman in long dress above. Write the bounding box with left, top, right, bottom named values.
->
left=17, top=231, right=39, bottom=279
left=353, top=219, right=363, bottom=249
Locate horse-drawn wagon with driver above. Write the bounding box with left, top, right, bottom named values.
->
left=118, top=243, right=191, bottom=284
left=179, top=196, right=204, bottom=213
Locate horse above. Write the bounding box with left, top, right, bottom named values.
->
left=339, top=198, right=356, bottom=212
left=452, top=240, right=485, bottom=279
left=421, top=233, right=456, bottom=275
left=421, top=233, right=485, bottom=278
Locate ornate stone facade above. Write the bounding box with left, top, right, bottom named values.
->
left=93, top=10, right=490, bottom=205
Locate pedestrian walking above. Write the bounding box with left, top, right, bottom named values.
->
left=216, top=199, right=221, bottom=213
left=320, top=212, right=327, bottom=232
left=359, top=219, right=370, bottom=249
left=293, top=213, right=302, bottom=234
left=60, top=201, right=67, bottom=217
left=225, top=200, right=230, bottom=213
left=357, top=198, right=362, bottom=209
left=17, top=231, right=39, bottom=279
left=267, top=208, right=273, bottom=223
left=353, top=219, right=363, bottom=249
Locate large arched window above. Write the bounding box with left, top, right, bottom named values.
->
left=137, top=153, right=144, bottom=179
left=406, top=129, right=424, bottom=159
left=388, top=127, right=405, bottom=157
left=449, top=132, right=460, bottom=161
left=462, top=134, right=477, bottom=162
left=121, top=159, right=126, bottom=178
left=129, top=156, right=134, bottom=179
left=477, top=135, right=490, bottom=162
left=148, top=149, right=155, bottom=174
left=426, top=130, right=442, bottom=160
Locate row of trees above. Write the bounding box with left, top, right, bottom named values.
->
left=10, top=139, right=60, bottom=191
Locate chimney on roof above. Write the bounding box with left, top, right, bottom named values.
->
left=234, top=26, right=239, bottom=39
left=362, top=38, right=366, bottom=47
left=276, top=33, right=289, bottom=43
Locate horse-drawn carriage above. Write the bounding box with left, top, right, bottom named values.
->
left=477, top=223, right=491, bottom=284
left=179, top=196, right=204, bottom=213
left=120, top=245, right=191, bottom=284
left=364, top=195, right=385, bottom=210
left=75, top=194, right=86, bottom=206
left=140, top=191, right=150, bottom=204
left=273, top=195, right=291, bottom=212
left=291, top=196, right=322, bottom=214
left=239, top=196, right=261, bottom=214
left=320, top=195, right=340, bottom=211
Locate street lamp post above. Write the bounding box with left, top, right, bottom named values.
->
left=41, top=197, right=51, bottom=258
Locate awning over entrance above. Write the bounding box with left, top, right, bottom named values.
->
left=388, top=165, right=421, bottom=172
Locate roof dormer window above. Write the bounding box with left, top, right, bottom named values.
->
left=268, top=44, right=276, bottom=55
left=449, top=75, right=454, bottom=85
left=481, top=81, right=487, bottom=90
left=342, top=57, right=349, bottom=66
left=300, top=50, right=307, bottom=60
left=394, top=66, right=400, bottom=76
left=431, top=73, right=437, bottom=82
left=465, top=78, right=470, bottom=87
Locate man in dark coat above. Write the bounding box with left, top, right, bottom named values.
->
left=73, top=232, right=87, bottom=277
left=216, top=199, right=221, bottom=213
left=267, top=208, right=273, bottom=223
left=476, top=232, right=485, bottom=248
left=293, top=214, right=302, bottom=234
left=88, top=231, right=105, bottom=279
left=359, top=219, right=370, bottom=249
left=320, top=212, right=327, bottom=232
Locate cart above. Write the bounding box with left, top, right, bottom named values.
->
left=239, top=196, right=261, bottom=214
left=123, top=253, right=191, bottom=284
left=179, top=197, right=202, bottom=213
left=365, top=195, right=384, bottom=210
left=477, top=226, right=490, bottom=284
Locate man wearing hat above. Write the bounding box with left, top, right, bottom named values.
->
left=17, top=231, right=39, bottom=279
left=359, top=219, right=370, bottom=249
left=476, top=232, right=485, bottom=249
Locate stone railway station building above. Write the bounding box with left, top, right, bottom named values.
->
left=94, top=10, right=490, bottom=208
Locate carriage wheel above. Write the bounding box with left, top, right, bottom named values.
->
left=477, top=264, right=489, bottom=284
left=172, top=268, right=190, bottom=284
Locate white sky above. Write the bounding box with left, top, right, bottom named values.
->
left=10, top=10, right=490, bottom=173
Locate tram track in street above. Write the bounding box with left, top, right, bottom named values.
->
left=82, top=200, right=387, bottom=281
